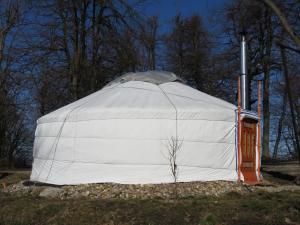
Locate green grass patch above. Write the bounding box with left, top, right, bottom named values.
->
left=0, top=191, right=299, bottom=225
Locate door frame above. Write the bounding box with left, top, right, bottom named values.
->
left=237, top=110, right=261, bottom=184
left=241, top=117, right=258, bottom=183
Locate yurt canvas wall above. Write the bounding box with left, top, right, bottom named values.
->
left=30, top=71, right=259, bottom=185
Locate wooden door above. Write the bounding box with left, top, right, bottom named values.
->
left=241, top=119, right=258, bottom=184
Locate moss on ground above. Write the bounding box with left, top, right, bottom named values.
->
left=0, top=190, right=299, bottom=225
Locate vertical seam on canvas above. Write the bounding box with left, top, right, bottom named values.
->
left=39, top=84, right=122, bottom=182
left=157, top=85, right=178, bottom=140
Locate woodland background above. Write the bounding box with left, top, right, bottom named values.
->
left=0, top=0, right=299, bottom=167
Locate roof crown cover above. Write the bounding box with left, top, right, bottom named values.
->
left=106, top=70, right=184, bottom=86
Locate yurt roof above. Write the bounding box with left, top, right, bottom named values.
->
left=37, top=71, right=236, bottom=124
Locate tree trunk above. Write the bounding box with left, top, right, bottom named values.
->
left=8, top=147, right=13, bottom=168
left=273, top=91, right=287, bottom=159
left=70, top=2, right=80, bottom=100
left=91, top=0, right=96, bottom=91
left=262, top=7, right=273, bottom=160
left=263, top=67, right=270, bottom=159
left=71, top=74, right=78, bottom=100
left=260, top=0, right=300, bottom=51
left=280, top=46, right=300, bottom=162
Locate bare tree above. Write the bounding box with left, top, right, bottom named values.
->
left=0, top=0, right=31, bottom=167
left=221, top=0, right=280, bottom=159
left=280, top=46, right=300, bottom=162
left=167, top=136, right=183, bottom=183
left=164, top=136, right=183, bottom=198
left=140, top=16, right=158, bottom=70
left=259, top=0, right=300, bottom=50
left=30, top=0, right=143, bottom=113
left=2, top=0, right=145, bottom=167
left=164, top=14, right=214, bottom=92
left=273, top=90, right=287, bottom=159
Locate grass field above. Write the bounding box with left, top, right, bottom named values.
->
left=0, top=190, right=299, bottom=225
left=0, top=169, right=300, bottom=225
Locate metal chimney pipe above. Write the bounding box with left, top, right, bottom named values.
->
left=240, top=32, right=249, bottom=110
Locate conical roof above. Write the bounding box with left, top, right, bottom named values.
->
left=38, top=71, right=236, bottom=124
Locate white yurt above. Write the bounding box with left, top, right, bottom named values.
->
left=30, top=71, right=260, bottom=185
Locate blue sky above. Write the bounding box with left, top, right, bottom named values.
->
left=140, top=0, right=230, bottom=32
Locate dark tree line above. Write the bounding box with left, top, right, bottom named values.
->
left=220, top=0, right=300, bottom=161
left=0, top=0, right=299, bottom=167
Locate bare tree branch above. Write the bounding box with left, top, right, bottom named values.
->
left=259, top=0, right=300, bottom=50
